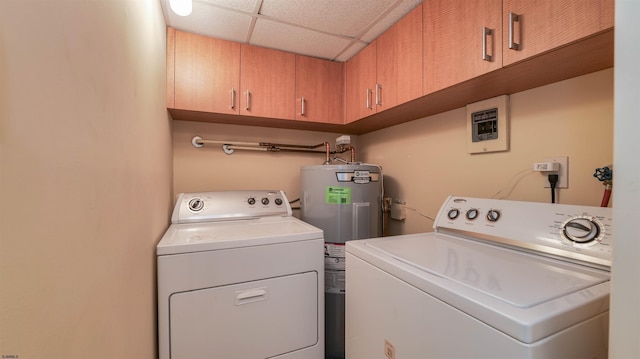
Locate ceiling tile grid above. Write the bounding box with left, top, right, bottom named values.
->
left=250, top=18, right=354, bottom=60
left=360, top=0, right=423, bottom=42
left=160, top=0, right=424, bottom=62
left=258, top=0, right=398, bottom=38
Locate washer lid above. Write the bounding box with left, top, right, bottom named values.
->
left=347, top=233, right=610, bottom=343
left=366, top=234, right=607, bottom=308
left=157, top=216, right=323, bottom=255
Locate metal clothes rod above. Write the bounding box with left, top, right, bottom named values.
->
left=191, top=136, right=333, bottom=161
left=191, top=135, right=355, bottom=163
left=192, top=137, right=260, bottom=147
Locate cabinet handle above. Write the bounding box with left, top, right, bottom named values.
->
left=482, top=27, right=493, bottom=62
left=508, top=12, right=521, bottom=50
left=375, top=84, right=381, bottom=106
left=366, top=88, right=372, bottom=109
left=231, top=88, right=236, bottom=109
left=245, top=89, right=251, bottom=110
left=301, top=96, right=306, bottom=116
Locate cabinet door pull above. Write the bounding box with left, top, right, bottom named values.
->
left=375, top=84, right=381, bottom=106
left=366, top=88, right=372, bottom=109
left=231, top=88, right=236, bottom=109
left=482, top=27, right=493, bottom=62
left=508, top=12, right=521, bottom=50
left=245, top=89, right=251, bottom=110
left=301, top=96, right=306, bottom=116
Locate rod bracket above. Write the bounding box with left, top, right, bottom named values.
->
left=222, top=145, right=235, bottom=155
left=191, top=136, right=204, bottom=148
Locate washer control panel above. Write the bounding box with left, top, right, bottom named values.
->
left=172, top=190, right=292, bottom=224
left=435, top=196, right=613, bottom=268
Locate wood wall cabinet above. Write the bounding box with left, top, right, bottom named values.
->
left=424, top=0, right=502, bottom=94
left=168, top=27, right=343, bottom=127
left=344, top=42, right=377, bottom=124
left=345, top=4, right=423, bottom=124
left=167, top=0, right=613, bottom=135
left=377, top=4, right=423, bottom=111
left=503, top=0, right=614, bottom=66
left=170, top=28, right=240, bottom=114
left=295, top=55, right=344, bottom=124
left=240, top=44, right=295, bottom=120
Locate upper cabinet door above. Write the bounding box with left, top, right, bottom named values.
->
left=503, top=0, right=614, bottom=66
left=345, top=42, right=377, bottom=124
left=424, top=0, right=502, bottom=95
left=173, top=30, right=240, bottom=114
left=295, top=55, right=344, bottom=124
left=240, top=44, right=295, bottom=120
left=376, top=4, right=423, bottom=110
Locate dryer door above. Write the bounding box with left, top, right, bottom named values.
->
left=169, top=271, right=318, bottom=358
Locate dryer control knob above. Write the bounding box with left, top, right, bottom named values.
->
left=261, top=197, right=270, bottom=205
left=275, top=198, right=283, bottom=206
left=247, top=197, right=256, bottom=205
left=486, top=209, right=501, bottom=222
left=466, top=208, right=479, bottom=221
left=447, top=208, right=460, bottom=220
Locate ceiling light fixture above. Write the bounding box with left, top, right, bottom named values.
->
left=169, top=0, right=192, bottom=16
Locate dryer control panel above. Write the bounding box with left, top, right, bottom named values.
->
left=434, top=196, right=613, bottom=269
left=171, top=190, right=292, bottom=224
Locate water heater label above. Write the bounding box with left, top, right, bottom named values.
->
left=324, top=243, right=346, bottom=270
left=353, top=170, right=371, bottom=184
left=325, top=243, right=346, bottom=293
left=325, top=270, right=345, bottom=294
left=326, top=187, right=351, bottom=204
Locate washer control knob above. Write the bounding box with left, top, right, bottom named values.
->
left=562, top=217, right=601, bottom=243
left=188, top=198, right=204, bottom=212
left=275, top=198, right=283, bottom=206
left=486, top=209, right=501, bottom=222
left=466, top=208, right=479, bottom=221
left=261, top=197, right=270, bottom=205
left=247, top=197, right=256, bottom=205
left=447, top=208, right=460, bottom=220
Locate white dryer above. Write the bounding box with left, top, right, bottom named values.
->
left=346, top=196, right=612, bottom=359
left=157, top=190, right=324, bottom=359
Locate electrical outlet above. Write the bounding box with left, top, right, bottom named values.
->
left=543, top=156, right=569, bottom=188
left=391, top=202, right=406, bottom=220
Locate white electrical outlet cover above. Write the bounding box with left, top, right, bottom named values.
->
left=542, top=156, right=569, bottom=189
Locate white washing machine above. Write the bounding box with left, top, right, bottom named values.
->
left=157, top=190, right=324, bottom=359
left=346, top=196, right=612, bottom=359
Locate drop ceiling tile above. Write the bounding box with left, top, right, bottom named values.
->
left=250, top=18, right=352, bottom=60
left=198, top=0, right=261, bottom=13
left=259, top=0, right=398, bottom=37
left=360, top=0, right=423, bottom=42
left=168, top=2, right=254, bottom=43
left=335, top=42, right=368, bottom=62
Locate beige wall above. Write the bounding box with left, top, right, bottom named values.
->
left=0, top=1, right=172, bottom=358
left=359, top=69, right=613, bottom=235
